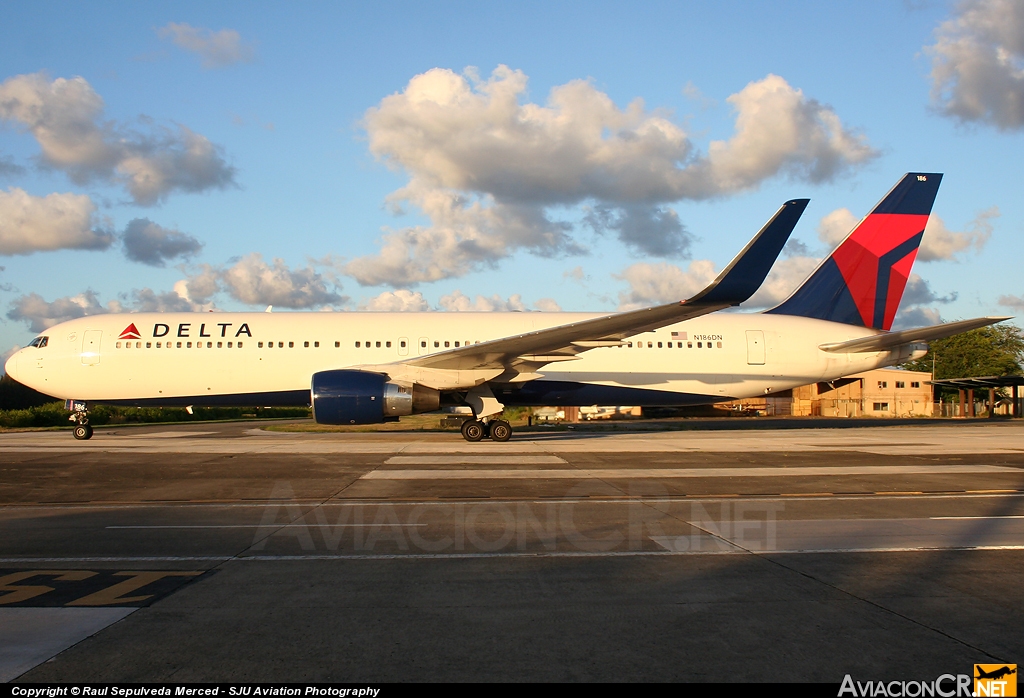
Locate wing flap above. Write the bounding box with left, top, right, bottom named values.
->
left=818, top=316, right=1011, bottom=353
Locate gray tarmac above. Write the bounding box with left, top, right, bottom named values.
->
left=1, top=418, right=1023, bottom=682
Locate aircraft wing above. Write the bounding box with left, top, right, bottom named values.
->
left=405, top=199, right=809, bottom=373
left=818, top=316, right=1011, bottom=353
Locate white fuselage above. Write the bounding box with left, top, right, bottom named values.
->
left=5, top=311, right=914, bottom=407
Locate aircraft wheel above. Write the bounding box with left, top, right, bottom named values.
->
left=489, top=420, right=512, bottom=442
left=73, top=424, right=93, bottom=440
left=462, top=420, right=486, bottom=442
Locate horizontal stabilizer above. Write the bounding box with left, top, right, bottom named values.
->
left=818, top=317, right=1011, bottom=353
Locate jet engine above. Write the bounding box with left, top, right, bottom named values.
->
left=310, top=370, right=440, bottom=425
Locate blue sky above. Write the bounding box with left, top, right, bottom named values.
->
left=2, top=0, right=1023, bottom=356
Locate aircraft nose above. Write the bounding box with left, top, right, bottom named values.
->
left=4, top=350, right=19, bottom=382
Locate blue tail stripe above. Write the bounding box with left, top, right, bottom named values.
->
left=871, top=231, right=924, bottom=328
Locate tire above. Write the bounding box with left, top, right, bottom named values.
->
left=460, top=418, right=475, bottom=439
left=463, top=420, right=485, bottom=442
left=73, top=424, right=93, bottom=440
left=489, top=420, right=512, bottom=442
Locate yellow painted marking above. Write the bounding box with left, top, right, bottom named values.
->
left=67, top=571, right=202, bottom=606
left=0, top=570, right=97, bottom=605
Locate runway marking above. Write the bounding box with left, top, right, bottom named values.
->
left=933, top=511, right=1024, bottom=515
left=361, top=464, right=1021, bottom=480
left=3, top=546, right=1024, bottom=563
left=105, top=524, right=425, bottom=529
left=2, top=491, right=1024, bottom=510
left=384, top=455, right=567, bottom=465
left=128, top=432, right=218, bottom=438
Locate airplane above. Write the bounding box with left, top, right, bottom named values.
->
left=976, top=666, right=1016, bottom=681
left=3, top=172, right=1009, bottom=442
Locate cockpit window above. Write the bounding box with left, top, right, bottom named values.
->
left=27, top=336, right=48, bottom=348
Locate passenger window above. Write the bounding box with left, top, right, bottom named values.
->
left=401, top=341, right=407, bottom=348
left=116, top=342, right=121, bottom=348
left=227, top=342, right=232, bottom=348
left=717, top=341, right=722, bottom=348
left=697, top=342, right=702, bottom=348
left=146, top=342, right=152, bottom=348
left=335, top=341, right=340, bottom=348
left=217, top=342, right=222, bottom=348
left=444, top=341, right=450, bottom=348
left=355, top=342, right=360, bottom=347
left=434, top=341, right=439, bottom=348
left=279, top=342, right=284, bottom=348
left=187, top=342, right=192, bottom=348
left=259, top=342, right=264, bottom=348
left=657, top=342, right=662, bottom=348
left=687, top=342, right=692, bottom=348
left=156, top=342, right=161, bottom=348
left=376, top=341, right=381, bottom=348
left=288, top=342, right=294, bottom=348
left=455, top=341, right=460, bottom=347
left=206, top=342, right=212, bottom=348
left=304, top=341, right=309, bottom=348
left=385, top=341, right=391, bottom=348
left=237, top=342, right=243, bottom=348
left=314, top=341, right=319, bottom=348
left=421, top=341, right=427, bottom=348
left=177, top=342, right=182, bottom=348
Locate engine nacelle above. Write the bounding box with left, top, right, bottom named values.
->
left=310, top=370, right=440, bottom=425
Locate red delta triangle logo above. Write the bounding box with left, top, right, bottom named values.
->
left=118, top=323, right=142, bottom=340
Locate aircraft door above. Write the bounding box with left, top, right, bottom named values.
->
left=399, top=337, right=409, bottom=356
left=418, top=337, right=429, bottom=356
left=82, top=330, right=102, bottom=365
left=745, top=330, right=765, bottom=365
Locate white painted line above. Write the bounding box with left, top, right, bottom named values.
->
left=0, top=607, right=134, bottom=681
left=105, top=524, right=425, bottom=529
left=361, top=465, right=1020, bottom=480
left=933, top=511, right=1024, bottom=515
left=384, top=455, right=567, bottom=465
left=3, top=547, right=1024, bottom=565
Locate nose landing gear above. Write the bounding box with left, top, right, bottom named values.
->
left=66, top=400, right=93, bottom=440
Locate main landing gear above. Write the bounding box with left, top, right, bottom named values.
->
left=67, top=400, right=93, bottom=440
left=460, top=418, right=512, bottom=442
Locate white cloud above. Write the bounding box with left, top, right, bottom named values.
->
left=0, top=188, right=112, bottom=255
left=919, top=207, right=996, bottom=261
left=615, top=260, right=719, bottom=309
left=998, top=293, right=1024, bottom=311
left=0, top=72, right=236, bottom=205
left=891, top=306, right=944, bottom=330
left=438, top=291, right=527, bottom=312
left=184, top=253, right=345, bottom=309
left=534, top=298, right=562, bottom=312
left=817, top=207, right=860, bottom=248
left=926, top=0, right=1024, bottom=129
left=122, top=218, right=203, bottom=266
left=346, top=66, right=876, bottom=285
left=746, top=256, right=822, bottom=308
left=7, top=290, right=109, bottom=332
left=7, top=285, right=210, bottom=332
left=158, top=23, right=255, bottom=69
left=358, top=289, right=430, bottom=311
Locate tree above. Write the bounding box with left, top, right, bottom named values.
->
left=901, top=323, right=1024, bottom=398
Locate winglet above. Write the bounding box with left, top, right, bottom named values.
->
left=689, top=199, right=809, bottom=305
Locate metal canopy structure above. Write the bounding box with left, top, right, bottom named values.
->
left=929, top=375, right=1024, bottom=418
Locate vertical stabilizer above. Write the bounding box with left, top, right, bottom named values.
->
left=766, top=173, right=942, bottom=330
